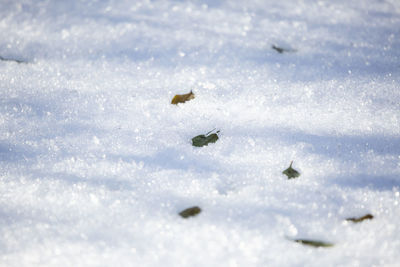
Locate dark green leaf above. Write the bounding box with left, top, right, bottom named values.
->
left=179, top=206, right=201, bottom=218
left=192, top=130, right=219, bottom=147
left=283, top=161, right=300, bottom=179
left=346, top=214, right=374, bottom=223
left=293, top=239, right=334, bottom=248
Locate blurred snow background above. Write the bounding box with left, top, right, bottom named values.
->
left=0, top=0, right=399, bottom=266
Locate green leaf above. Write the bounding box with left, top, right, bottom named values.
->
left=293, top=239, right=334, bottom=248
left=346, top=214, right=374, bottom=223
left=283, top=161, right=300, bottom=179
left=192, top=130, right=219, bottom=147
left=179, top=206, right=202, bottom=218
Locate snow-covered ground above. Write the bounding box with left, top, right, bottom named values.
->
left=1, top=0, right=400, bottom=266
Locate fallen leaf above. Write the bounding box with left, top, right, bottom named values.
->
left=0, top=55, right=26, bottom=64
left=171, top=90, right=195, bottom=104
left=346, top=214, right=374, bottom=223
left=179, top=206, right=201, bottom=218
left=293, top=239, right=334, bottom=248
left=192, top=129, right=219, bottom=147
left=272, top=45, right=297, bottom=54
left=283, top=161, right=300, bottom=179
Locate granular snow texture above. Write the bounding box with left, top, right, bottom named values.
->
left=1, top=0, right=399, bottom=266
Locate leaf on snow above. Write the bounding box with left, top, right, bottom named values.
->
left=292, top=239, right=334, bottom=248
left=192, top=129, right=220, bottom=147
left=171, top=90, right=195, bottom=104
left=179, top=206, right=202, bottom=218
left=0, top=55, right=26, bottom=64
left=346, top=214, right=374, bottom=223
left=272, top=45, right=297, bottom=54
left=283, top=161, right=300, bottom=179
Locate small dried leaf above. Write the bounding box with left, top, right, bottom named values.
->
left=293, top=239, right=334, bottom=248
left=283, top=161, right=300, bottom=179
left=179, top=206, right=201, bottom=218
left=272, top=45, right=297, bottom=54
left=346, top=214, right=374, bottom=223
left=171, top=90, right=195, bottom=104
left=192, top=130, right=219, bottom=147
left=0, top=55, right=26, bottom=64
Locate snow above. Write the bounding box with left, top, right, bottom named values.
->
left=1, top=0, right=400, bottom=266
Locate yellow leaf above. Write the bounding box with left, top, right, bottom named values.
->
left=171, top=91, right=195, bottom=104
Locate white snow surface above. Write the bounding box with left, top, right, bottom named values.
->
left=1, top=0, right=400, bottom=266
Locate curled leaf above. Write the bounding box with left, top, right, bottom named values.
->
left=171, top=90, right=195, bottom=104
left=192, top=129, right=219, bottom=147
left=293, top=239, right=334, bottom=248
left=179, top=206, right=201, bottom=218
left=346, top=214, right=374, bottom=223
left=272, top=45, right=297, bottom=54
left=283, top=161, right=300, bottom=179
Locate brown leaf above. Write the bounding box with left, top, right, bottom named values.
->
left=346, top=214, right=374, bottom=223
left=171, top=91, right=195, bottom=105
